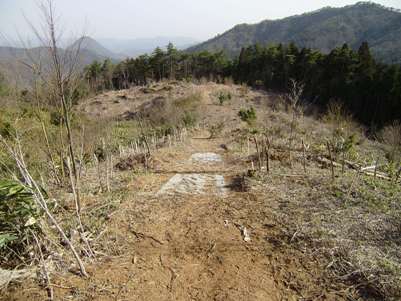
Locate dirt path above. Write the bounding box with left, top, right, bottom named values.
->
left=102, top=135, right=286, bottom=300
left=6, top=132, right=344, bottom=300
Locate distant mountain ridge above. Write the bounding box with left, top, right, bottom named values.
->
left=69, top=36, right=125, bottom=60
left=188, top=2, right=401, bottom=63
left=0, top=37, right=119, bottom=86
left=98, top=36, right=198, bottom=57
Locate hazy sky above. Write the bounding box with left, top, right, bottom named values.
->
left=1, top=0, right=401, bottom=42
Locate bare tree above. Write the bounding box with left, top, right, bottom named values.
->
left=0, top=0, right=91, bottom=277
left=287, top=79, right=304, bottom=166
left=22, top=0, right=85, bottom=211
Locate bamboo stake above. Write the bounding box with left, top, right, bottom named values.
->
left=374, top=157, right=379, bottom=180
left=93, top=154, right=102, bottom=191
left=67, top=158, right=95, bottom=259
left=301, top=139, right=307, bottom=174
left=326, top=141, right=335, bottom=181
left=264, top=142, right=270, bottom=173
left=341, top=150, right=346, bottom=174
left=253, top=135, right=262, bottom=171
left=105, top=154, right=110, bottom=193
left=41, top=122, right=61, bottom=185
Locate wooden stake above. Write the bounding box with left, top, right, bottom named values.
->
left=301, top=139, right=307, bottom=173
left=374, top=156, right=379, bottom=180
left=326, top=141, right=335, bottom=181
left=41, top=122, right=61, bottom=185
left=341, top=150, right=345, bottom=174
left=253, top=135, right=262, bottom=171
left=264, top=143, right=270, bottom=173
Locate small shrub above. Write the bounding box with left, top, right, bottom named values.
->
left=209, top=121, right=225, bottom=138
left=379, top=121, right=401, bottom=163
left=70, top=83, right=90, bottom=105
left=50, top=110, right=64, bottom=126
left=0, top=180, right=43, bottom=261
left=182, top=111, right=197, bottom=127
left=217, top=91, right=232, bottom=105
left=238, top=107, right=257, bottom=125
left=324, top=100, right=359, bottom=160
left=0, top=120, right=14, bottom=138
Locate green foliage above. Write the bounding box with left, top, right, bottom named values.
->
left=189, top=2, right=401, bottom=64
left=209, top=121, right=225, bottom=138
left=50, top=110, right=63, bottom=126
left=0, top=180, right=42, bottom=251
left=70, top=82, right=90, bottom=105
left=217, top=91, right=232, bottom=105
left=331, top=128, right=358, bottom=157
left=86, top=38, right=400, bottom=128
left=182, top=111, right=197, bottom=127
left=232, top=41, right=401, bottom=128
left=238, top=107, right=257, bottom=125
left=85, top=43, right=231, bottom=90
left=0, top=120, right=14, bottom=139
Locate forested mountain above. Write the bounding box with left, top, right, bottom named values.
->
left=188, top=2, right=401, bottom=63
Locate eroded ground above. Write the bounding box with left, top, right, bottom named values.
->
left=4, top=133, right=354, bottom=301
left=3, top=82, right=399, bottom=300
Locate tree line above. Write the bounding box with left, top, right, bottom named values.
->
left=85, top=41, right=400, bottom=128
left=84, top=43, right=230, bottom=90
left=233, top=42, right=401, bottom=129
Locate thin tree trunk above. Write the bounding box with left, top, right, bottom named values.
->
left=302, top=139, right=307, bottom=174
left=253, top=135, right=261, bottom=171
left=41, top=121, right=61, bottom=185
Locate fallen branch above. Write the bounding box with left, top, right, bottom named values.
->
left=316, top=157, right=391, bottom=180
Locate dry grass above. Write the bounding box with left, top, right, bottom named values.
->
left=1, top=81, right=400, bottom=300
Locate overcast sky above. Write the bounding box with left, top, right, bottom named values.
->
left=1, top=0, right=401, bottom=42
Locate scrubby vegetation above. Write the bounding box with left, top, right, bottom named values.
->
left=85, top=41, right=400, bottom=130
left=238, top=107, right=257, bottom=125
left=0, top=2, right=400, bottom=300
left=217, top=91, right=231, bottom=105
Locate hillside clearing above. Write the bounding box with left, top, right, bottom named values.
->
left=1, top=81, right=400, bottom=300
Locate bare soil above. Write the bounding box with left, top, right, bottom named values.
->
left=3, top=82, right=398, bottom=300
left=4, top=133, right=352, bottom=301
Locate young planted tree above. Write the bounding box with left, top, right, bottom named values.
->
left=287, top=79, right=304, bottom=166
left=0, top=0, right=90, bottom=277
left=25, top=0, right=85, bottom=210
